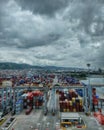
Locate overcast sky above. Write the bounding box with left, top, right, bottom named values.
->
left=0, top=0, right=104, bottom=69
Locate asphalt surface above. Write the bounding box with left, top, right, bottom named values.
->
left=5, top=112, right=104, bottom=130
left=7, top=98, right=104, bottom=130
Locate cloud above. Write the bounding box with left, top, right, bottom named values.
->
left=0, top=0, right=67, bottom=48
left=0, top=0, right=104, bottom=69
left=15, top=0, right=69, bottom=16
left=69, top=0, right=104, bottom=37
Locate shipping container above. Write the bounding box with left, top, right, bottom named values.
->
left=25, top=106, right=32, bottom=115
left=15, top=99, right=23, bottom=114
left=59, top=89, right=83, bottom=112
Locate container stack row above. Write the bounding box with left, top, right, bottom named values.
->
left=75, top=89, right=83, bottom=97
left=32, top=91, right=43, bottom=109
left=18, top=91, right=44, bottom=115
left=92, top=88, right=99, bottom=111
left=59, top=89, right=83, bottom=112
left=15, top=99, right=23, bottom=114
left=92, top=88, right=99, bottom=106
left=25, top=93, right=33, bottom=115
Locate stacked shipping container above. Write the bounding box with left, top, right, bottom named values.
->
left=59, top=89, right=83, bottom=112
left=25, top=92, right=33, bottom=114
left=15, top=99, right=23, bottom=114
left=92, top=88, right=99, bottom=111
left=14, top=90, right=44, bottom=115
left=32, top=91, right=43, bottom=109
left=92, top=88, right=99, bottom=106
left=22, top=91, right=43, bottom=114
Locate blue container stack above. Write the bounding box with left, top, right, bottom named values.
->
left=16, top=91, right=23, bottom=99
left=96, top=95, right=99, bottom=99
left=38, top=96, right=43, bottom=103
left=76, top=89, right=83, bottom=97
left=15, top=99, right=23, bottom=114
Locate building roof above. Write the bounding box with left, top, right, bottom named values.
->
left=61, top=112, right=80, bottom=119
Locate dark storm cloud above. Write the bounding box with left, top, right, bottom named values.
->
left=84, top=42, right=104, bottom=68
left=97, top=44, right=104, bottom=67
left=0, top=31, right=61, bottom=48
left=71, top=53, right=82, bottom=58
left=15, top=0, right=69, bottom=16
left=69, top=0, right=104, bottom=37
left=84, top=1, right=104, bottom=36
left=79, top=0, right=104, bottom=67
left=35, top=54, right=63, bottom=61
left=78, top=35, right=91, bottom=48
left=0, top=0, right=62, bottom=48
left=17, top=33, right=61, bottom=48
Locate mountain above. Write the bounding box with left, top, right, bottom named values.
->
left=0, top=62, right=84, bottom=71
left=0, top=62, right=72, bottom=70
left=0, top=62, right=42, bottom=70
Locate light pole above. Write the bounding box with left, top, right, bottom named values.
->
left=87, top=63, right=92, bottom=112
left=87, top=63, right=91, bottom=88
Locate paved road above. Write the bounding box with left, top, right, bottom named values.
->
left=35, top=111, right=60, bottom=130
left=53, top=75, right=58, bottom=85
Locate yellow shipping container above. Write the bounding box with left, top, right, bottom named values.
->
left=69, top=101, right=72, bottom=106
left=79, top=98, right=83, bottom=103
left=63, top=109, right=66, bottom=112
left=72, top=98, right=75, bottom=102
left=80, top=102, right=83, bottom=106
left=73, top=108, right=76, bottom=112
left=67, top=109, right=69, bottom=112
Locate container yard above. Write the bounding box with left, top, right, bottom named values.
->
left=0, top=70, right=104, bottom=130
